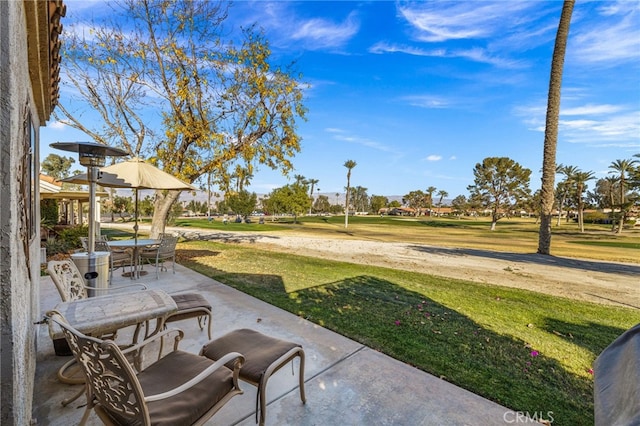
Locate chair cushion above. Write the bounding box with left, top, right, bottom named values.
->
left=167, top=293, right=211, bottom=323
left=140, top=350, right=234, bottom=426
left=201, top=329, right=301, bottom=384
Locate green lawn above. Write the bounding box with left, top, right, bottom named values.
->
left=176, top=239, right=640, bottom=426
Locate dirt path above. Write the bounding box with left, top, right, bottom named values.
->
left=109, top=224, right=640, bottom=309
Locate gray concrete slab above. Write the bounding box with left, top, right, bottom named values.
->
left=33, top=262, right=513, bottom=425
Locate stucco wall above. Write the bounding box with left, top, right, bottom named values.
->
left=0, top=1, right=41, bottom=424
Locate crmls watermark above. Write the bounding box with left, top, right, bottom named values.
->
left=503, top=411, right=554, bottom=424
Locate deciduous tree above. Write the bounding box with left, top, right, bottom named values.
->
left=264, top=183, right=310, bottom=223
left=41, top=154, right=76, bottom=179
left=56, top=0, right=306, bottom=237
left=403, top=190, right=427, bottom=215
left=467, top=157, right=531, bottom=231
left=226, top=190, right=258, bottom=219
left=370, top=195, right=388, bottom=214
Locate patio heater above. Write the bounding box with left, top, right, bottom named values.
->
left=50, top=142, right=128, bottom=294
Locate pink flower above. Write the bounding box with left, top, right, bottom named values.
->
left=394, top=320, right=401, bottom=326
left=530, top=350, right=539, bottom=357
left=588, top=368, right=594, bottom=375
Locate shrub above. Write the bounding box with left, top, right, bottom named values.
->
left=40, top=199, right=58, bottom=225
left=583, top=211, right=610, bottom=224
left=56, top=225, right=88, bottom=251
left=43, top=236, right=70, bottom=258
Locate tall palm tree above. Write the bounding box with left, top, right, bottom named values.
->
left=426, top=186, right=437, bottom=216
left=343, top=160, right=357, bottom=228
left=538, top=0, right=575, bottom=255
left=573, top=170, right=595, bottom=232
left=556, top=164, right=577, bottom=226
left=609, top=158, right=638, bottom=234
left=436, top=190, right=448, bottom=216
left=308, top=178, right=319, bottom=214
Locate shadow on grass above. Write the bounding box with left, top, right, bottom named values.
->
left=541, top=318, right=631, bottom=356
left=407, top=244, right=640, bottom=277
left=178, top=252, right=593, bottom=425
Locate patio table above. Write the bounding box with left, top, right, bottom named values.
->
left=107, top=238, right=160, bottom=279
left=48, top=288, right=177, bottom=341
left=47, top=289, right=178, bottom=406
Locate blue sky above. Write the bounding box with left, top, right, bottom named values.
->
left=41, top=1, right=640, bottom=200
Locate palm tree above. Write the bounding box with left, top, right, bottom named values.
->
left=426, top=186, right=437, bottom=216
left=573, top=170, right=595, bottom=232
left=538, top=0, right=575, bottom=255
left=436, top=190, right=448, bottom=216
left=556, top=164, right=578, bottom=226
left=307, top=178, right=319, bottom=214
left=343, top=160, right=357, bottom=228
left=293, top=174, right=307, bottom=186
left=609, top=158, right=639, bottom=234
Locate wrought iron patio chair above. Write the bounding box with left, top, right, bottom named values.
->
left=47, top=312, right=244, bottom=426
left=94, top=240, right=134, bottom=283
left=139, top=234, right=178, bottom=278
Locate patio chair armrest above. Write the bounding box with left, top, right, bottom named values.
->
left=120, top=327, right=185, bottom=357
left=144, top=352, right=244, bottom=402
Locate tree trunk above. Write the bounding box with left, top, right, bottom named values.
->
left=537, top=0, right=575, bottom=255
left=578, top=203, right=584, bottom=232
left=344, top=186, right=350, bottom=229
left=149, top=190, right=181, bottom=238
left=617, top=212, right=624, bottom=234
left=556, top=197, right=563, bottom=226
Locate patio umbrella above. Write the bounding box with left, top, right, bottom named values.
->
left=61, top=158, right=195, bottom=243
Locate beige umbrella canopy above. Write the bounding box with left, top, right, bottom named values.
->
left=100, top=158, right=196, bottom=191
left=63, top=158, right=196, bottom=190
left=61, top=158, right=195, bottom=240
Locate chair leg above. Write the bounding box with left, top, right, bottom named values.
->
left=298, top=349, right=306, bottom=404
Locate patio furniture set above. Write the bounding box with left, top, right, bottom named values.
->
left=80, top=233, right=178, bottom=281
left=46, top=249, right=306, bottom=425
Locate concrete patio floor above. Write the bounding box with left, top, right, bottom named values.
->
left=33, top=261, right=514, bottom=425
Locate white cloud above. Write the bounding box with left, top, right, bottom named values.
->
left=515, top=101, right=640, bottom=147
left=327, top=129, right=402, bottom=156
left=398, top=1, right=543, bottom=43
left=570, top=1, right=640, bottom=65
left=291, top=12, right=360, bottom=50
left=425, top=155, right=442, bottom=161
left=562, top=104, right=624, bottom=116
left=48, top=121, right=68, bottom=130
left=369, top=42, right=524, bottom=68
left=403, top=95, right=450, bottom=109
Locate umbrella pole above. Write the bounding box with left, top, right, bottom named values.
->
left=134, top=188, right=139, bottom=246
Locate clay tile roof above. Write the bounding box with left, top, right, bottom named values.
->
left=26, top=0, right=66, bottom=120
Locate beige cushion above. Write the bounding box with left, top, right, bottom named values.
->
left=102, top=350, right=234, bottom=426
left=201, top=328, right=300, bottom=384
left=167, top=293, right=211, bottom=323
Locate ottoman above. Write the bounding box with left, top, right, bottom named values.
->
left=201, top=328, right=306, bottom=425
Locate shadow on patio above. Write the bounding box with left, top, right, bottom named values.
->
left=33, top=262, right=513, bottom=425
